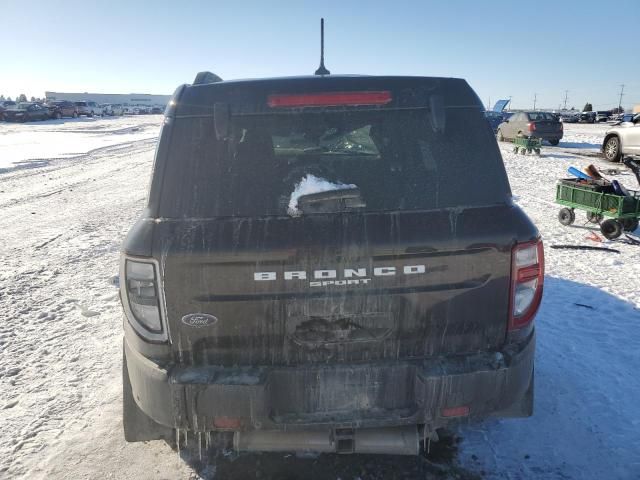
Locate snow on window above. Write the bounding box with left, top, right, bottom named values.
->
left=287, top=174, right=356, bottom=217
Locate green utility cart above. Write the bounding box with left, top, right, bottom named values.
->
left=513, top=137, right=542, bottom=155
left=555, top=178, right=640, bottom=239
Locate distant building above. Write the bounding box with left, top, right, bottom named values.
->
left=45, top=91, right=171, bottom=106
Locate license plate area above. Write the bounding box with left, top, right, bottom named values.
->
left=268, top=363, right=416, bottom=421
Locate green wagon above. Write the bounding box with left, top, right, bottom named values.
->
left=555, top=178, right=640, bottom=239
left=513, top=136, right=542, bottom=155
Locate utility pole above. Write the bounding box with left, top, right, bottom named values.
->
left=618, top=84, right=625, bottom=112
left=563, top=90, right=568, bottom=110
left=533, top=93, right=537, bottom=110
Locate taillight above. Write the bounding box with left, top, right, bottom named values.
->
left=509, top=239, right=544, bottom=331
left=267, top=91, right=392, bottom=108
left=121, top=257, right=167, bottom=342
left=528, top=122, right=536, bottom=132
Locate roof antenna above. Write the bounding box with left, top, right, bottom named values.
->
left=314, top=18, right=330, bottom=76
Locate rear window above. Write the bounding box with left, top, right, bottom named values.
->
left=75, top=102, right=86, bottom=106
left=159, top=107, right=510, bottom=218
left=527, top=112, right=556, bottom=121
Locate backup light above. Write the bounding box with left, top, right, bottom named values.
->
left=267, top=91, right=392, bottom=108
left=509, top=239, right=544, bottom=331
left=122, top=258, right=168, bottom=342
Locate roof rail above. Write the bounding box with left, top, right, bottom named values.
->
left=193, top=71, right=223, bottom=85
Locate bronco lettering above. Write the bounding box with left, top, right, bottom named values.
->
left=254, top=265, right=426, bottom=282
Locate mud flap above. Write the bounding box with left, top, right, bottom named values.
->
left=492, top=367, right=534, bottom=418
left=123, top=349, right=174, bottom=443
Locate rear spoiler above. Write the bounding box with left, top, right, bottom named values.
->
left=193, top=71, right=223, bottom=85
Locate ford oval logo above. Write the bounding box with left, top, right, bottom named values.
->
left=181, top=313, right=218, bottom=328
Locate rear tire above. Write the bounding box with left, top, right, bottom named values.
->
left=622, top=218, right=639, bottom=232
left=549, top=139, right=560, bottom=146
left=600, top=219, right=623, bottom=239
left=558, top=208, right=575, bottom=226
left=603, top=136, right=621, bottom=162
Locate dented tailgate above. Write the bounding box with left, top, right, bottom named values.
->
left=154, top=205, right=527, bottom=367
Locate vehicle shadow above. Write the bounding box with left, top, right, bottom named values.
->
left=555, top=141, right=601, bottom=149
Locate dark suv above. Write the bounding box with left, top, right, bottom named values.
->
left=46, top=100, right=78, bottom=119
left=121, top=72, right=543, bottom=455
left=0, top=100, right=17, bottom=120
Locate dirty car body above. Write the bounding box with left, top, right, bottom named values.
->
left=121, top=74, right=543, bottom=455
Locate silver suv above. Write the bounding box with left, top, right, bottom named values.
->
left=602, top=114, right=640, bottom=162
left=74, top=101, right=103, bottom=117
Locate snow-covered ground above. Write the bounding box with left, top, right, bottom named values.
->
left=457, top=125, right=640, bottom=479
left=0, top=120, right=638, bottom=479
left=0, top=116, right=161, bottom=172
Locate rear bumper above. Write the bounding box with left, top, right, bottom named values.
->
left=124, top=331, right=535, bottom=432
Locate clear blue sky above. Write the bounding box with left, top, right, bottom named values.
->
left=2, top=0, right=639, bottom=110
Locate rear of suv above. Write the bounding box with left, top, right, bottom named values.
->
left=74, top=101, right=102, bottom=117
left=121, top=72, right=543, bottom=455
